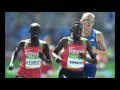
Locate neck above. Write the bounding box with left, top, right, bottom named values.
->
left=73, top=37, right=80, bottom=44
left=30, top=37, right=39, bottom=45
left=82, top=28, right=92, bottom=37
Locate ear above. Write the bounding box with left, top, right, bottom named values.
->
left=70, top=28, right=73, bottom=32
left=39, top=29, right=41, bottom=34
left=29, top=29, right=31, bottom=33
left=80, top=19, right=83, bottom=24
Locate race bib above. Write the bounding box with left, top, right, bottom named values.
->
left=25, top=59, right=42, bottom=69
left=67, top=54, right=84, bottom=69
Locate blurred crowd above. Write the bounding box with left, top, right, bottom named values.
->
left=5, top=12, right=115, bottom=78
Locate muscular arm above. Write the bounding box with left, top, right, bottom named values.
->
left=96, top=32, right=107, bottom=57
left=86, top=40, right=97, bottom=65
left=53, top=38, right=66, bottom=63
left=42, top=43, right=52, bottom=65
left=54, top=38, right=66, bottom=55
left=9, top=41, right=25, bottom=70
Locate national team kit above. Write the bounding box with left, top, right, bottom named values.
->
left=17, top=29, right=98, bottom=78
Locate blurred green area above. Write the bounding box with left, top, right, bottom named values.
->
left=5, top=59, right=115, bottom=78
left=96, top=60, right=115, bottom=78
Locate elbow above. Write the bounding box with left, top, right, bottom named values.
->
left=46, top=59, right=52, bottom=65
left=91, top=59, right=97, bottom=65
left=13, top=51, right=18, bottom=56
left=54, top=50, right=59, bottom=55
left=91, top=61, right=97, bottom=65
left=102, top=51, right=108, bottom=58
left=93, top=60, right=97, bottom=65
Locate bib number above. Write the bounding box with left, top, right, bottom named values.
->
left=25, top=59, right=42, bottom=69
left=67, top=57, right=84, bottom=69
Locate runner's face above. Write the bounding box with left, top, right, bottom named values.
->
left=72, top=24, right=82, bottom=39
left=81, top=15, right=94, bottom=30
left=30, top=27, right=40, bottom=38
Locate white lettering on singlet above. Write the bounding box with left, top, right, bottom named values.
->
left=25, top=52, right=39, bottom=56
left=25, top=51, right=42, bottom=69
left=69, top=47, right=85, bottom=54
left=67, top=47, right=85, bottom=69
left=67, top=58, right=84, bottom=68
left=25, top=59, right=42, bottom=69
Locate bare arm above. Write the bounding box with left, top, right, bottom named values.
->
left=80, top=40, right=97, bottom=65
left=9, top=41, right=25, bottom=70
left=95, top=32, right=107, bottom=57
left=41, top=43, right=52, bottom=65
left=54, top=38, right=66, bottom=55
left=53, top=38, right=66, bottom=63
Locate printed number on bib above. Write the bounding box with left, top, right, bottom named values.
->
left=67, top=54, right=84, bottom=69
left=25, top=59, right=42, bottom=69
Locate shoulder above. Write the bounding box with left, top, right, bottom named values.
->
left=20, top=39, right=30, bottom=43
left=93, top=29, right=104, bottom=38
left=81, top=37, right=88, bottom=41
left=81, top=37, right=89, bottom=45
left=39, top=39, right=47, bottom=44
left=62, top=37, right=68, bottom=40
left=39, top=40, right=48, bottom=49
left=19, top=39, right=30, bottom=47
left=93, top=29, right=103, bottom=35
left=93, top=29, right=104, bottom=41
left=59, top=37, right=68, bottom=42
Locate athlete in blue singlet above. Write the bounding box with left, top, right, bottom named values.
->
left=80, top=12, right=107, bottom=78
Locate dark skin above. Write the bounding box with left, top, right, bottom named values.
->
left=9, top=23, right=52, bottom=70
left=54, top=22, right=97, bottom=65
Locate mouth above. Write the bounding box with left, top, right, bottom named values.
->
left=87, top=24, right=90, bottom=26
left=87, top=25, right=91, bottom=27
left=34, top=34, right=38, bottom=37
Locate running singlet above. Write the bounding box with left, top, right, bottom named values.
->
left=17, top=39, right=47, bottom=78
left=85, top=29, right=100, bottom=63
left=83, top=29, right=99, bottom=78
left=86, top=29, right=99, bottom=49
left=60, top=36, right=87, bottom=72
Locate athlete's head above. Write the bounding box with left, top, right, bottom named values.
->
left=80, top=12, right=95, bottom=30
left=71, top=21, right=83, bottom=40
left=29, top=23, right=41, bottom=38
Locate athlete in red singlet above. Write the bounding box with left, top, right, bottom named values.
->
left=53, top=21, right=97, bottom=78
left=9, top=23, right=52, bottom=78
left=41, top=35, right=55, bottom=78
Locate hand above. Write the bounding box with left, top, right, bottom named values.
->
left=78, top=53, right=86, bottom=59
left=56, top=57, right=62, bottom=63
left=9, top=63, right=14, bottom=70
left=39, top=52, right=44, bottom=59
left=45, top=59, right=52, bottom=65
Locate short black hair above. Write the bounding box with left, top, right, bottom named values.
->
left=29, top=23, right=41, bottom=31
left=70, top=21, right=82, bottom=32
left=72, top=21, right=82, bottom=28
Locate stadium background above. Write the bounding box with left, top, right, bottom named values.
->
left=5, top=12, right=115, bottom=78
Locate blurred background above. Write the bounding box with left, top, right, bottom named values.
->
left=5, top=12, right=115, bottom=78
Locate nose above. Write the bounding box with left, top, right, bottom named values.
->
left=87, top=21, right=91, bottom=24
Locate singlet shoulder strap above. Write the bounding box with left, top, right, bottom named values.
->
left=24, top=39, right=30, bottom=47
left=39, top=39, right=47, bottom=48
left=67, top=36, right=73, bottom=44
left=23, top=39, right=47, bottom=48
left=81, top=37, right=87, bottom=46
